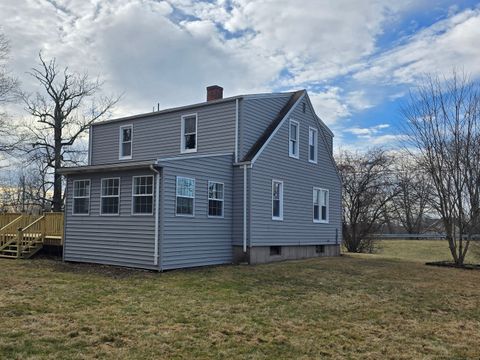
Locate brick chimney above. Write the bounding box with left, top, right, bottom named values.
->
left=206, top=85, right=223, bottom=101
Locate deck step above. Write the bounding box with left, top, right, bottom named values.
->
left=1, top=249, right=18, bottom=254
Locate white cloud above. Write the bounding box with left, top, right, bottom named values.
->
left=346, top=124, right=390, bottom=137
left=354, top=8, right=480, bottom=85
left=0, top=0, right=424, bottom=118
left=0, top=0, right=478, bottom=155
left=309, top=87, right=350, bottom=125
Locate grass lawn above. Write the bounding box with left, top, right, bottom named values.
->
left=1, top=241, right=480, bottom=359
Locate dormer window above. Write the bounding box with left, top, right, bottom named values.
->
left=119, top=124, right=133, bottom=160
left=181, top=114, right=197, bottom=153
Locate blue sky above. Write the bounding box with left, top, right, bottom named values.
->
left=1, top=0, right=480, bottom=151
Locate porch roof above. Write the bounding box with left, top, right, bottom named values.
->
left=58, top=160, right=158, bottom=175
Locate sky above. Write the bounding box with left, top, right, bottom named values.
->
left=1, top=0, right=480, bottom=151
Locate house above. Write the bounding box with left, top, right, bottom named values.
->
left=59, top=86, right=342, bottom=270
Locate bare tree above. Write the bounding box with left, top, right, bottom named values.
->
left=0, top=32, right=19, bottom=154
left=337, top=148, right=396, bottom=253
left=20, top=53, right=120, bottom=211
left=402, top=71, right=480, bottom=266
left=388, top=154, right=433, bottom=234
left=0, top=163, right=48, bottom=213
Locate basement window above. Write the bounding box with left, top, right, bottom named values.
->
left=270, top=246, right=282, bottom=256
left=316, top=245, right=325, bottom=254
left=72, top=179, right=90, bottom=215
left=101, top=178, right=120, bottom=215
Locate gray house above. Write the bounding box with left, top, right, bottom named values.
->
left=59, top=86, right=342, bottom=270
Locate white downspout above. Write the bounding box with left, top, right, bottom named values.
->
left=243, top=164, right=247, bottom=253
left=150, top=165, right=160, bottom=266
left=235, top=99, right=239, bottom=163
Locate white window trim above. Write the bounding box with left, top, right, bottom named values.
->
left=272, top=179, right=284, bottom=221
left=131, top=175, right=154, bottom=216
left=313, top=187, right=329, bottom=223
left=175, top=176, right=195, bottom=217
left=207, top=181, right=224, bottom=218
left=289, top=119, right=300, bottom=159
left=119, top=124, right=133, bottom=160
left=308, top=126, right=318, bottom=164
left=72, top=179, right=91, bottom=216
left=180, top=113, right=198, bottom=154
left=100, top=177, right=121, bottom=216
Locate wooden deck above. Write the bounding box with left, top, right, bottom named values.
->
left=0, top=212, right=64, bottom=259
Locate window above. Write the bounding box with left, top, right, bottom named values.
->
left=289, top=120, right=299, bottom=158
left=181, top=114, right=197, bottom=153
left=176, top=177, right=195, bottom=216
left=208, top=181, right=224, bottom=217
left=101, top=178, right=120, bottom=215
left=272, top=180, right=284, bottom=220
left=270, top=246, right=282, bottom=256
left=316, top=245, right=325, bottom=254
left=309, top=127, right=318, bottom=163
left=73, top=180, right=90, bottom=215
left=132, top=176, right=154, bottom=214
left=313, top=188, right=329, bottom=223
left=119, top=125, right=133, bottom=159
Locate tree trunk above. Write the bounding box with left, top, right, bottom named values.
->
left=52, top=109, right=63, bottom=212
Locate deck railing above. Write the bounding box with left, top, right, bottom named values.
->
left=0, top=213, right=22, bottom=229
left=0, top=212, right=64, bottom=259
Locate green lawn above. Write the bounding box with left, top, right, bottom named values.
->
left=1, top=241, right=480, bottom=359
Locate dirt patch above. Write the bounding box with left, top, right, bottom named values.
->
left=425, top=261, right=480, bottom=270
left=49, top=260, right=155, bottom=279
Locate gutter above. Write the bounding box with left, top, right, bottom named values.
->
left=243, top=164, right=247, bottom=253
left=150, top=165, right=161, bottom=267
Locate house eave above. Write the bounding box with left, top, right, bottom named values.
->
left=58, top=160, right=158, bottom=175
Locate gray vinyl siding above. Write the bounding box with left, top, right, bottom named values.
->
left=90, top=100, right=237, bottom=165
left=232, top=165, right=251, bottom=247
left=160, top=154, right=233, bottom=270
left=320, top=127, right=333, bottom=155
left=64, top=169, right=157, bottom=269
left=239, top=95, right=291, bottom=160
left=250, top=95, right=342, bottom=246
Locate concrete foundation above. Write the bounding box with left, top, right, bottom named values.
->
left=233, top=244, right=341, bottom=265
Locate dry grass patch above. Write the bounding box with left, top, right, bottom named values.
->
left=1, top=241, right=479, bottom=359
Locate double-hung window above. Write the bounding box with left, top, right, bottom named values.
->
left=313, top=188, right=329, bottom=223
left=73, top=180, right=90, bottom=215
left=272, top=180, right=284, bottom=220
left=289, top=120, right=299, bottom=158
left=119, top=125, right=133, bottom=159
left=181, top=114, right=197, bottom=153
left=208, top=181, right=224, bottom=217
left=132, top=176, right=154, bottom=214
left=176, top=177, right=195, bottom=215
left=101, top=178, right=120, bottom=215
left=308, top=127, right=318, bottom=163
